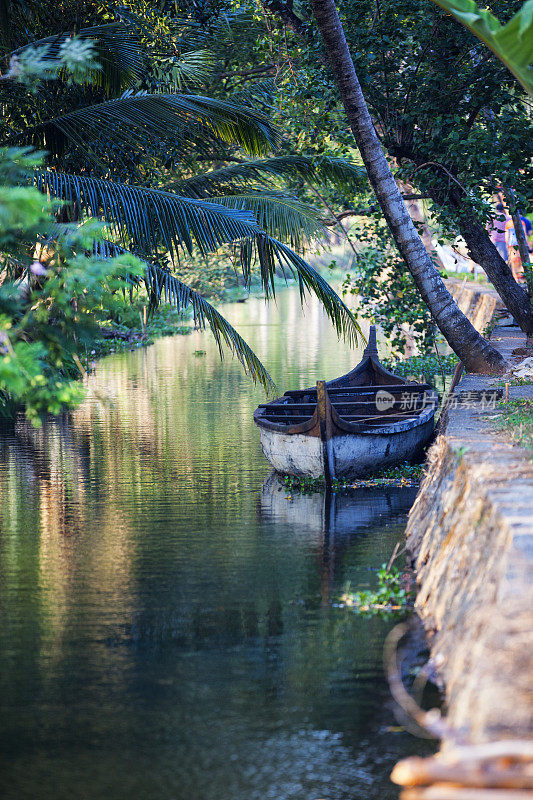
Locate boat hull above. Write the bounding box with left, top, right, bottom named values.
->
left=259, top=414, right=435, bottom=479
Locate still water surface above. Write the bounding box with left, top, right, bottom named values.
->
left=0, top=287, right=428, bottom=800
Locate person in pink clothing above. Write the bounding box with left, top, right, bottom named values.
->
left=487, top=202, right=509, bottom=261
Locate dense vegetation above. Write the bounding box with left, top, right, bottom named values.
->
left=0, top=0, right=364, bottom=421
left=1, top=0, right=532, bottom=419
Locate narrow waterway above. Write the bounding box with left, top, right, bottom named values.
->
left=0, top=286, right=431, bottom=800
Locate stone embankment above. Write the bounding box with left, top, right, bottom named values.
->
left=406, top=280, right=532, bottom=741
left=391, top=282, right=533, bottom=796
left=407, top=322, right=533, bottom=742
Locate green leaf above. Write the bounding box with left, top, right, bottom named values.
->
left=30, top=172, right=361, bottom=346
left=31, top=170, right=264, bottom=258
left=174, top=155, right=367, bottom=198
left=207, top=192, right=326, bottom=250
left=520, top=1, right=533, bottom=37
left=5, top=23, right=146, bottom=92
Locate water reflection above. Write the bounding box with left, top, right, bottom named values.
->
left=261, top=472, right=418, bottom=605
left=0, top=287, right=432, bottom=800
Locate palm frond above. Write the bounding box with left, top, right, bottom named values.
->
left=210, top=192, right=325, bottom=250
left=145, top=262, right=277, bottom=394
left=210, top=11, right=265, bottom=47
left=155, top=50, right=216, bottom=90
left=174, top=155, right=367, bottom=198
left=32, top=170, right=264, bottom=258
left=13, top=93, right=280, bottom=161
left=253, top=237, right=362, bottom=345
left=227, top=79, right=279, bottom=111
left=31, top=172, right=361, bottom=345
left=0, top=0, right=51, bottom=51
left=5, top=24, right=146, bottom=91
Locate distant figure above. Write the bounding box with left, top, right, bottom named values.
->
left=505, top=215, right=528, bottom=283
left=487, top=203, right=508, bottom=261
left=520, top=212, right=533, bottom=248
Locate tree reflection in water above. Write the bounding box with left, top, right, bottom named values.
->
left=0, top=288, right=434, bottom=800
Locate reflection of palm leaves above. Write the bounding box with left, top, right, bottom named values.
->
left=255, top=238, right=360, bottom=345
left=146, top=264, right=277, bottom=394
left=95, top=240, right=276, bottom=394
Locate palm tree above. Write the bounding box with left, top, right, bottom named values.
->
left=306, top=0, right=507, bottom=373
left=0, top=1, right=362, bottom=392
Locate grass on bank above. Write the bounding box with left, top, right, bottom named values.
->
left=87, top=302, right=193, bottom=361
left=493, top=398, right=533, bottom=452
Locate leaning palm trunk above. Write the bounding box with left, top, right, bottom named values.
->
left=308, top=0, right=506, bottom=373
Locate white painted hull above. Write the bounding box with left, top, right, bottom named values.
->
left=259, top=413, right=435, bottom=479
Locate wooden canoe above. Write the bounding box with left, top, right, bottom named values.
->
left=253, top=326, right=438, bottom=481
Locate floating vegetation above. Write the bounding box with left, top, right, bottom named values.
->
left=336, top=565, right=412, bottom=616
left=283, top=462, right=424, bottom=494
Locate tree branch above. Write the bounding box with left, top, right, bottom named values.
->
left=260, top=0, right=311, bottom=39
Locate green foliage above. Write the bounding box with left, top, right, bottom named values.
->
left=341, top=217, right=436, bottom=356
left=0, top=151, right=146, bottom=424
left=0, top=1, right=364, bottom=396
left=173, top=155, right=367, bottom=199
left=430, top=0, right=533, bottom=96
left=5, top=35, right=101, bottom=89
left=383, top=353, right=459, bottom=380
left=250, top=0, right=532, bottom=258
left=339, top=565, right=411, bottom=615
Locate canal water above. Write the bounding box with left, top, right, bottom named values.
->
left=0, top=286, right=431, bottom=800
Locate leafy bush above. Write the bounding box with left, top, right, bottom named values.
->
left=383, top=353, right=459, bottom=381
left=341, top=216, right=437, bottom=357
left=0, top=148, right=143, bottom=424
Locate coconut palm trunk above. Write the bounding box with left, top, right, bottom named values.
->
left=308, top=0, right=506, bottom=373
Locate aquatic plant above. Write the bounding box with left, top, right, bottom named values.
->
left=339, top=565, right=412, bottom=615
left=283, top=462, right=424, bottom=494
